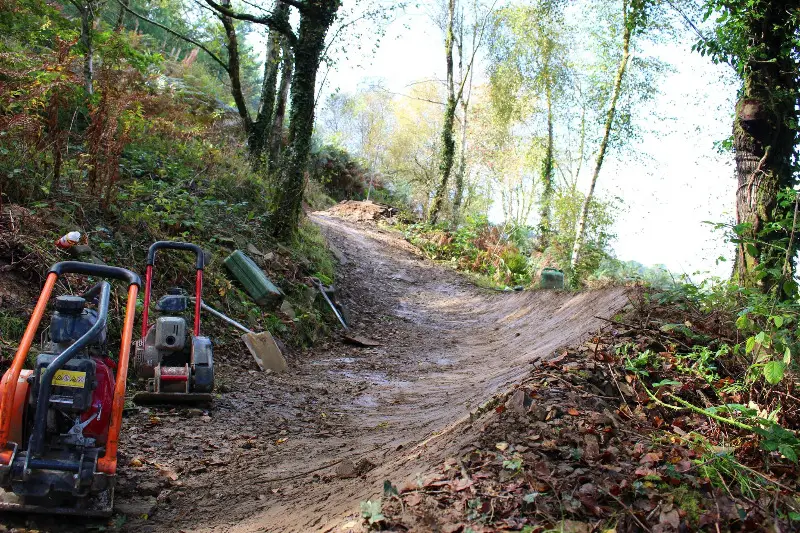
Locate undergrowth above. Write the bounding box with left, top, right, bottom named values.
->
left=624, top=280, right=800, bottom=493
left=0, top=10, right=338, bottom=367
left=398, top=215, right=672, bottom=290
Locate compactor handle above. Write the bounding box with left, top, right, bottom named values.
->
left=142, top=241, right=206, bottom=337
left=146, top=241, right=205, bottom=270
left=49, top=261, right=141, bottom=287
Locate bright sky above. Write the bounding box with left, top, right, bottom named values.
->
left=320, top=1, right=739, bottom=278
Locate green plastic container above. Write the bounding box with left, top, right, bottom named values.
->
left=224, top=250, right=284, bottom=307
left=540, top=268, right=565, bottom=290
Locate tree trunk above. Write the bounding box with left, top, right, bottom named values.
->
left=270, top=1, right=340, bottom=241
left=80, top=4, right=94, bottom=94
left=219, top=0, right=252, bottom=134
left=453, top=8, right=473, bottom=228
left=248, top=1, right=289, bottom=164
left=570, top=1, right=631, bottom=270
left=452, top=98, right=468, bottom=225
left=572, top=103, right=586, bottom=191
left=539, top=81, right=554, bottom=248
left=429, top=0, right=456, bottom=225
left=115, top=0, right=128, bottom=31
left=733, top=2, right=799, bottom=295
left=269, top=40, right=293, bottom=168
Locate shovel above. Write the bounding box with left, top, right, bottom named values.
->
left=194, top=299, right=288, bottom=372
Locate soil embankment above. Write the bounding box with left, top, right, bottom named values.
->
left=5, top=211, right=628, bottom=532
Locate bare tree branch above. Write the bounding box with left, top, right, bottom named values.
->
left=455, top=0, right=499, bottom=104
left=114, top=0, right=228, bottom=70
left=201, top=0, right=297, bottom=46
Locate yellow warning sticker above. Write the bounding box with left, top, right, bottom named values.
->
left=41, top=369, right=86, bottom=388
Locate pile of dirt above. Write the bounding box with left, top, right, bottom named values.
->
left=323, top=200, right=398, bottom=223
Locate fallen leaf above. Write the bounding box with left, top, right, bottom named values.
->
left=157, top=465, right=179, bottom=481
left=659, top=508, right=680, bottom=529
left=579, top=495, right=603, bottom=517
left=404, top=492, right=423, bottom=507
left=634, top=467, right=661, bottom=480
left=275, top=437, right=288, bottom=445
left=496, top=442, right=509, bottom=451
left=451, top=477, right=473, bottom=492
left=640, top=452, right=663, bottom=464
left=568, top=408, right=580, bottom=416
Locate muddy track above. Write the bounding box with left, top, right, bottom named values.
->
left=7, top=214, right=629, bottom=533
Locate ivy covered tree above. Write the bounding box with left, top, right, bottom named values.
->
left=696, top=0, right=800, bottom=297
left=487, top=0, right=569, bottom=247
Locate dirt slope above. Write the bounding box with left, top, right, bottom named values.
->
left=4, top=213, right=629, bottom=533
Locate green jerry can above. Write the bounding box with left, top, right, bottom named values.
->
left=224, top=250, right=284, bottom=308
left=540, top=267, right=565, bottom=290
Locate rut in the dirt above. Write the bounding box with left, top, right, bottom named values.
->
left=8, top=214, right=629, bottom=533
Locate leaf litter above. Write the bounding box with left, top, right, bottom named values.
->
left=372, top=294, right=800, bottom=533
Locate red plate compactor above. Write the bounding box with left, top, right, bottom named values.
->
left=0, top=262, right=140, bottom=516
left=133, top=241, right=214, bottom=404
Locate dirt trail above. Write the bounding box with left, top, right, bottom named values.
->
left=7, top=213, right=629, bottom=533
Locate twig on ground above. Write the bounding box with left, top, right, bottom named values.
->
left=600, top=488, right=652, bottom=532
left=607, top=363, right=628, bottom=405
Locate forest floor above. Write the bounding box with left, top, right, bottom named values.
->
left=1, top=208, right=630, bottom=532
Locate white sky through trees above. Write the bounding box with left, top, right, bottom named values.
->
left=315, top=1, right=737, bottom=278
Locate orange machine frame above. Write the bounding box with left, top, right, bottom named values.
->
left=0, top=269, right=139, bottom=473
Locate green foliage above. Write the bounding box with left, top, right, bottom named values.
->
left=586, top=257, right=673, bottom=288
left=308, top=144, right=371, bottom=201
left=0, top=312, right=26, bottom=345
left=547, top=188, right=618, bottom=284
left=360, top=499, right=385, bottom=527
left=694, top=0, right=800, bottom=75
left=404, top=215, right=534, bottom=288
left=0, top=0, right=339, bottom=355
left=634, top=277, right=800, bottom=485
left=292, top=221, right=336, bottom=285
left=695, top=1, right=800, bottom=294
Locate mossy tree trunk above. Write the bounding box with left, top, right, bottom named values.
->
left=69, top=0, right=97, bottom=95
left=452, top=7, right=474, bottom=228
left=248, top=1, right=290, bottom=165
left=452, top=97, right=468, bottom=225
left=429, top=0, right=457, bottom=225
left=270, top=0, right=340, bottom=241
left=732, top=1, right=800, bottom=295
left=539, top=81, right=554, bottom=248
left=269, top=39, right=293, bottom=168
left=114, top=0, right=127, bottom=31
